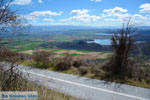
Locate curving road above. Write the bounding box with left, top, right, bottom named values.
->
left=2, top=63, right=150, bottom=100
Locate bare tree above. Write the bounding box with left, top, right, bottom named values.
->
left=0, top=0, right=17, bottom=32
left=103, top=19, right=136, bottom=77
left=0, top=0, right=31, bottom=91
left=0, top=0, right=30, bottom=38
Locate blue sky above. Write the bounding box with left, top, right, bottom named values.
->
left=11, top=0, right=150, bottom=26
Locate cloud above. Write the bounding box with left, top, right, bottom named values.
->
left=24, top=11, right=62, bottom=25
left=103, top=7, right=128, bottom=14
left=12, top=0, right=44, bottom=5
left=25, top=15, right=36, bottom=20
left=90, top=0, right=102, bottom=3
left=12, top=0, right=32, bottom=5
left=61, top=9, right=100, bottom=22
left=29, top=11, right=63, bottom=17
left=132, top=14, right=150, bottom=22
left=102, top=7, right=130, bottom=21
left=104, top=18, right=120, bottom=22
left=140, top=3, right=150, bottom=13
left=38, top=0, right=43, bottom=3
left=101, top=7, right=150, bottom=26
left=71, top=9, right=89, bottom=15
left=43, top=19, right=54, bottom=22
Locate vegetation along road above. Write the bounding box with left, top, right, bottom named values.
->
left=3, top=63, right=150, bottom=100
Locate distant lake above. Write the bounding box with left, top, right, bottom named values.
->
left=95, top=33, right=113, bottom=36
left=87, top=39, right=145, bottom=45
left=95, top=33, right=138, bottom=36
left=87, top=39, right=111, bottom=45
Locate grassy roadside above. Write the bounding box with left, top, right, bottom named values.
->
left=33, top=84, right=81, bottom=100
left=22, top=60, right=150, bottom=89
left=0, top=66, right=81, bottom=100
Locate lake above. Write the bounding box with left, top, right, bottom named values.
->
left=87, top=33, right=144, bottom=45
left=95, top=33, right=138, bottom=36
left=87, top=39, right=112, bottom=45
left=87, top=39, right=145, bottom=45
left=95, top=33, right=113, bottom=36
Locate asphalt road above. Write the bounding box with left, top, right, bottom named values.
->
left=2, top=63, right=150, bottom=100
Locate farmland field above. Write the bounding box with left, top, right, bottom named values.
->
left=2, top=29, right=150, bottom=61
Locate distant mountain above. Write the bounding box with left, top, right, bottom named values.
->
left=28, top=25, right=150, bottom=35
left=31, top=26, right=95, bottom=31
left=30, top=25, right=118, bottom=31
left=137, top=26, right=150, bottom=30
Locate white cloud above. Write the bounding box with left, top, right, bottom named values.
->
left=103, top=7, right=128, bottom=14
left=102, top=7, right=130, bottom=21
left=12, top=0, right=32, bottom=5
left=140, top=3, right=150, bottom=13
left=104, top=18, right=120, bottom=22
left=24, top=11, right=62, bottom=25
left=90, top=0, right=102, bottom=3
left=71, top=9, right=89, bottom=15
left=29, top=11, right=63, bottom=17
left=43, top=19, right=54, bottom=22
left=12, top=0, right=44, bottom=5
left=132, top=14, right=150, bottom=22
left=61, top=9, right=100, bottom=22
left=25, top=15, right=36, bottom=20
left=101, top=7, right=150, bottom=26
left=38, top=0, right=43, bottom=3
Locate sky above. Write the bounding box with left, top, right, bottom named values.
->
left=11, top=0, right=150, bottom=27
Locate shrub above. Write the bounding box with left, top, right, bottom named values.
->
left=73, top=60, right=83, bottom=68
left=0, top=67, right=28, bottom=91
left=33, top=50, right=51, bottom=69
left=54, top=61, right=70, bottom=71
left=0, top=65, right=80, bottom=100
left=54, top=53, right=73, bottom=71
left=63, top=53, right=73, bottom=67
left=89, top=62, right=101, bottom=77
left=78, top=66, right=88, bottom=76
left=0, top=49, right=27, bottom=91
left=0, top=48, right=24, bottom=63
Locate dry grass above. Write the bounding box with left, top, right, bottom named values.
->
left=34, top=84, right=81, bottom=100
left=0, top=66, right=80, bottom=100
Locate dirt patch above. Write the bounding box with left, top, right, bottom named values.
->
left=55, top=50, right=85, bottom=54
left=20, top=50, right=34, bottom=55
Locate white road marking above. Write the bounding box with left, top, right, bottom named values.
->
left=21, top=69, right=148, bottom=100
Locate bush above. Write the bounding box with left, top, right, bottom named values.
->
left=78, top=66, right=88, bottom=76
left=0, top=65, right=30, bottom=91
left=0, top=65, right=80, bottom=100
left=89, top=62, right=102, bottom=77
left=54, top=61, right=70, bottom=71
left=73, top=60, right=84, bottom=68
left=0, top=48, right=24, bottom=63
left=63, top=53, right=73, bottom=67
left=33, top=50, right=51, bottom=69
left=54, top=53, right=73, bottom=71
